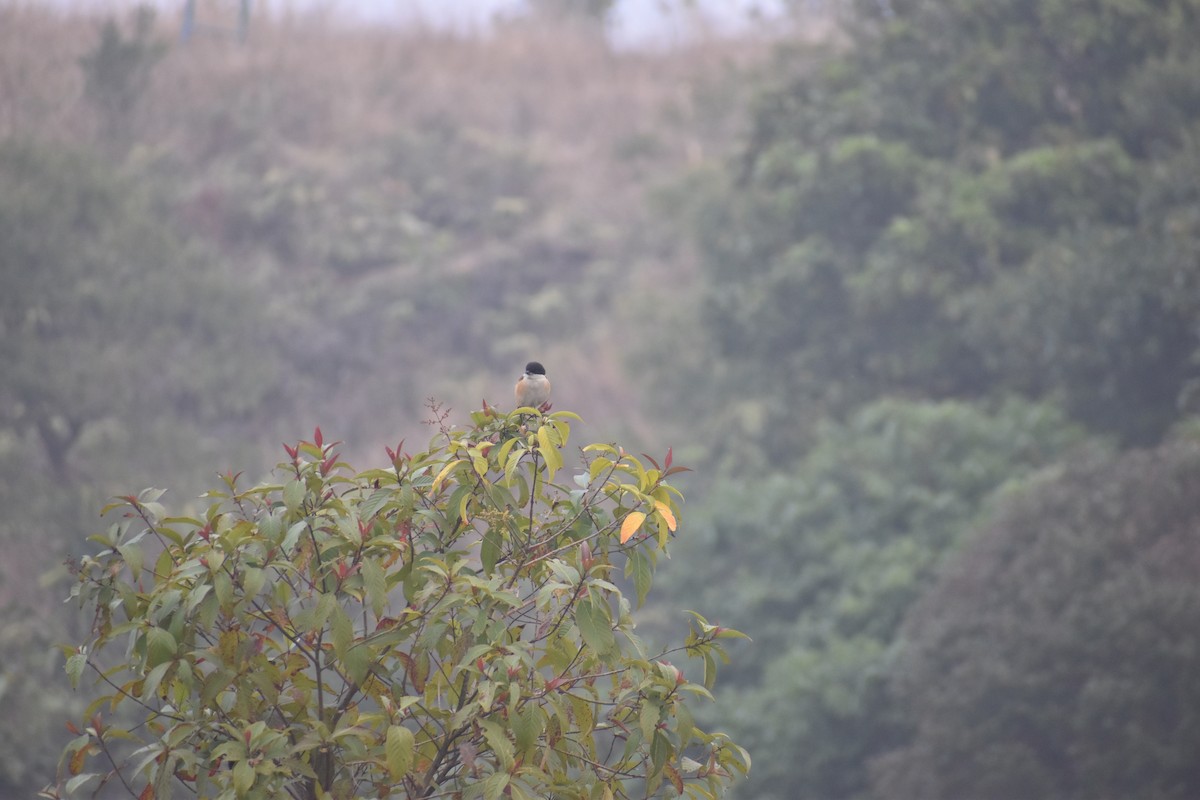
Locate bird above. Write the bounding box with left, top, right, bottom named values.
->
left=515, top=361, right=551, bottom=411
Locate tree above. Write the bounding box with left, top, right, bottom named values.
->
left=677, top=0, right=1200, bottom=454
left=49, top=411, right=749, bottom=799
left=872, top=437, right=1200, bottom=800
left=655, top=398, right=1088, bottom=800
left=78, top=7, right=166, bottom=145
left=527, top=0, right=615, bottom=26
left=0, top=138, right=283, bottom=483
left=0, top=137, right=285, bottom=797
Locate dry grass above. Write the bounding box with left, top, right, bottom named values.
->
left=0, top=4, right=812, bottom=448
left=1, top=3, right=773, bottom=209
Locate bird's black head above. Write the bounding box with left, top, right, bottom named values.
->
left=525, top=361, right=546, bottom=375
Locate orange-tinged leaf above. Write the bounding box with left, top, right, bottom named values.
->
left=619, top=512, right=646, bottom=544
left=139, top=784, right=155, bottom=800
left=652, top=500, right=677, bottom=532
left=69, top=745, right=88, bottom=775
left=665, top=762, right=684, bottom=795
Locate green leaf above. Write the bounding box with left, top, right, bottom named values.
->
left=512, top=705, right=544, bottom=754
left=241, top=566, right=266, bottom=599
left=281, top=520, right=306, bottom=553
left=575, top=599, right=615, bottom=658
left=258, top=512, right=283, bottom=543
left=361, top=558, right=388, bottom=618
left=588, top=456, right=613, bottom=484
left=233, top=759, right=255, bottom=793
left=344, top=642, right=374, bottom=685
left=283, top=479, right=305, bottom=514
left=385, top=725, right=415, bottom=780
left=480, top=526, right=503, bottom=575
left=65, top=651, right=87, bottom=689
left=495, top=437, right=520, bottom=471
left=537, top=426, right=564, bottom=482
left=504, top=449, right=524, bottom=487
left=676, top=701, right=695, bottom=749
left=65, top=774, right=98, bottom=795
left=140, top=660, right=171, bottom=701
left=330, top=603, right=355, bottom=663
left=626, top=549, right=653, bottom=608
left=360, top=487, right=392, bottom=521
left=702, top=650, right=718, bottom=690
left=117, top=543, right=144, bottom=581
left=145, top=627, right=177, bottom=668
left=477, top=679, right=497, bottom=712
left=633, top=700, right=656, bottom=751
left=480, top=718, right=515, bottom=770
left=649, top=729, right=672, bottom=776
left=482, top=771, right=510, bottom=800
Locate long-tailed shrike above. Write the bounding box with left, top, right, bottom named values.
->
left=515, top=361, right=551, bottom=410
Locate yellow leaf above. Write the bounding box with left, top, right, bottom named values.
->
left=385, top=725, right=415, bottom=780
left=619, top=511, right=646, bottom=544
left=653, top=500, right=677, bottom=532
left=431, top=459, right=462, bottom=492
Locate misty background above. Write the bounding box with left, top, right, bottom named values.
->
left=5, top=0, right=1200, bottom=798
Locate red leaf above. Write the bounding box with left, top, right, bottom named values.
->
left=314, top=426, right=323, bottom=448
left=664, top=447, right=673, bottom=470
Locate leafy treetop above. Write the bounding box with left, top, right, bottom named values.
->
left=50, top=409, right=748, bottom=800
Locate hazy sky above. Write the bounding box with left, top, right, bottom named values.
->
left=379, top=0, right=788, bottom=46
left=52, top=0, right=790, bottom=47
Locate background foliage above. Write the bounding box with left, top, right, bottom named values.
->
left=3, top=0, right=1200, bottom=797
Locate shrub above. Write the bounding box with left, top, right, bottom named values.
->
left=49, top=410, right=748, bottom=799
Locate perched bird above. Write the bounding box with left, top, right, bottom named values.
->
left=515, top=361, right=552, bottom=410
